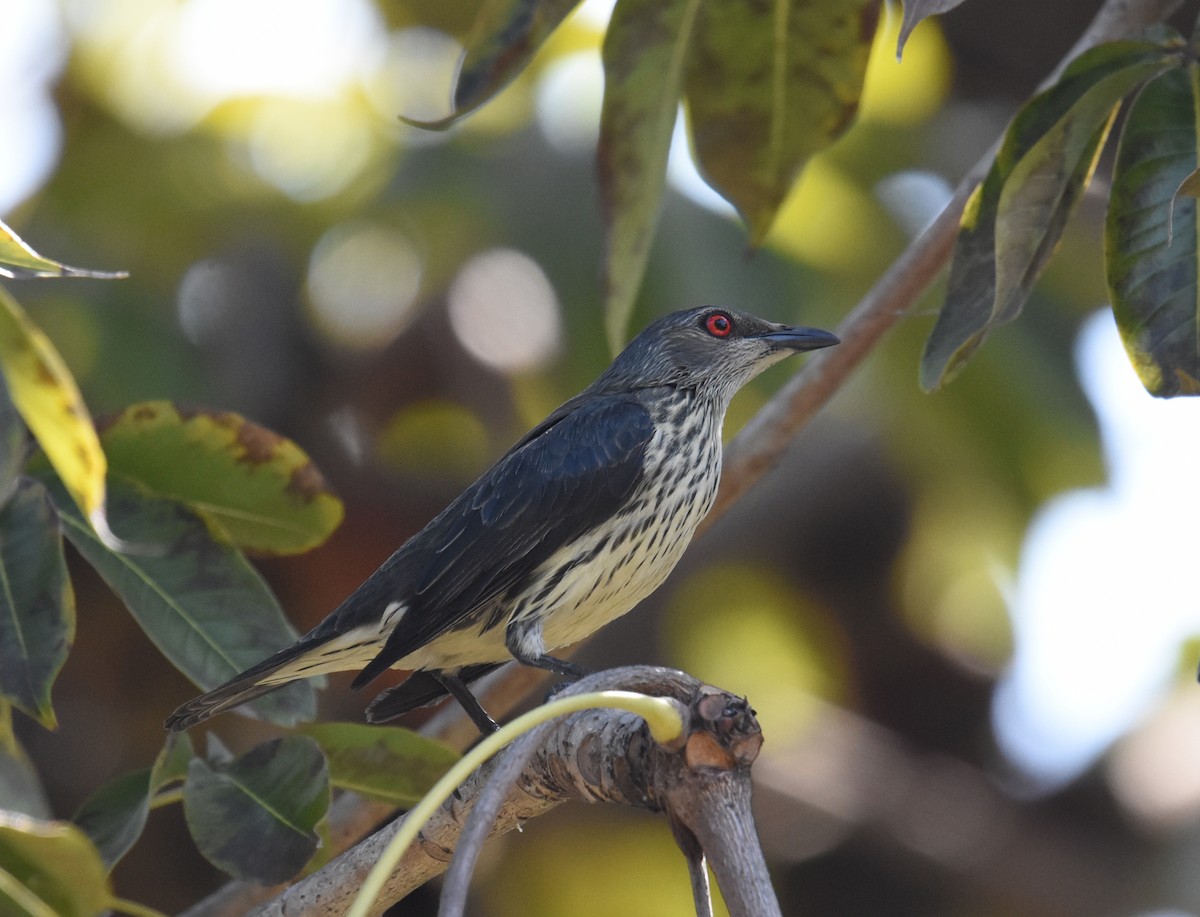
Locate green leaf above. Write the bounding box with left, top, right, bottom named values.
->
left=598, top=0, right=703, bottom=351
left=151, top=730, right=194, bottom=791
left=684, top=0, right=877, bottom=244
left=0, top=810, right=112, bottom=917
left=0, top=286, right=120, bottom=548
left=42, top=475, right=317, bottom=728
left=100, top=401, right=343, bottom=556
left=0, top=219, right=126, bottom=281
left=0, top=383, right=25, bottom=510
left=993, top=58, right=1174, bottom=318
left=0, top=740, right=51, bottom=820
left=73, top=734, right=193, bottom=870
left=298, top=722, right=459, bottom=806
left=406, top=0, right=581, bottom=129
left=921, top=40, right=1179, bottom=390
left=0, top=478, right=74, bottom=729
left=1107, top=64, right=1200, bottom=396
left=72, top=770, right=150, bottom=872
left=184, top=736, right=329, bottom=884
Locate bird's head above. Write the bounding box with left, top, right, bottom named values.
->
left=596, top=307, right=839, bottom=402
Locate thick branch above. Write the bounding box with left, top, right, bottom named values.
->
left=251, top=668, right=766, bottom=917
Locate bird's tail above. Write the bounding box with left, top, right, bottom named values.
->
left=164, top=636, right=335, bottom=732
left=365, top=663, right=500, bottom=723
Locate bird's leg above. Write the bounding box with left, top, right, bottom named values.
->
left=505, top=619, right=588, bottom=680
left=433, top=671, right=500, bottom=734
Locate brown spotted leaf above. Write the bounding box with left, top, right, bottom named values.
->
left=685, top=0, right=878, bottom=244
left=599, top=0, right=703, bottom=349
left=0, top=218, right=125, bottom=280
left=100, top=401, right=343, bottom=556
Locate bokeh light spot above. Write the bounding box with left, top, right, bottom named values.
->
left=1108, top=687, right=1200, bottom=831
left=448, top=249, right=563, bottom=373
left=376, top=400, right=490, bottom=484
left=488, top=813, right=731, bottom=917
left=305, top=221, right=424, bottom=351
left=247, top=98, right=375, bottom=201
left=173, top=0, right=384, bottom=100
left=0, top=0, right=65, bottom=213
left=177, top=259, right=239, bottom=345
left=664, top=564, right=845, bottom=741
left=898, top=484, right=1016, bottom=676
left=766, top=156, right=893, bottom=271
left=536, top=52, right=604, bottom=153
left=860, top=4, right=953, bottom=125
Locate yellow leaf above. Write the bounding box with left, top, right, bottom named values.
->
left=0, top=286, right=115, bottom=545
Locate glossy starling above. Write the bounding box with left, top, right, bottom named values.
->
left=165, top=306, right=838, bottom=733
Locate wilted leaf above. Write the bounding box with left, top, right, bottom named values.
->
left=184, top=736, right=329, bottom=884
left=0, top=219, right=126, bottom=281
left=298, top=722, right=459, bottom=806
left=1107, top=65, right=1200, bottom=396
left=101, top=401, right=343, bottom=556
left=408, top=0, right=581, bottom=128
left=897, top=0, right=969, bottom=59
left=0, top=286, right=120, bottom=549
left=73, top=734, right=192, bottom=870
left=685, top=0, right=877, bottom=244
left=0, top=810, right=111, bottom=917
left=0, top=478, right=73, bottom=729
left=43, top=475, right=318, bottom=728
left=921, top=40, right=1179, bottom=390
left=599, top=0, right=702, bottom=350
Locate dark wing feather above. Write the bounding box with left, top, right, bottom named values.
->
left=348, top=395, right=654, bottom=687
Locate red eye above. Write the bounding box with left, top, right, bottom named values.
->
left=705, top=313, right=732, bottom=337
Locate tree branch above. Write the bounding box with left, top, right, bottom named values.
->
left=248, top=668, right=766, bottom=917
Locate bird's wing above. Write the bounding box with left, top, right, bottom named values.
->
left=348, top=395, right=654, bottom=687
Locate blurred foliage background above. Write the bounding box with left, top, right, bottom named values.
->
left=5, top=0, right=1200, bottom=914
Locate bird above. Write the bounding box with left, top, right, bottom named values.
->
left=165, top=306, right=839, bottom=734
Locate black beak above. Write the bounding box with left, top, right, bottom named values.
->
left=754, top=325, right=841, bottom=352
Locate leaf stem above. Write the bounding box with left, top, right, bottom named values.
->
left=107, top=896, right=172, bottom=917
